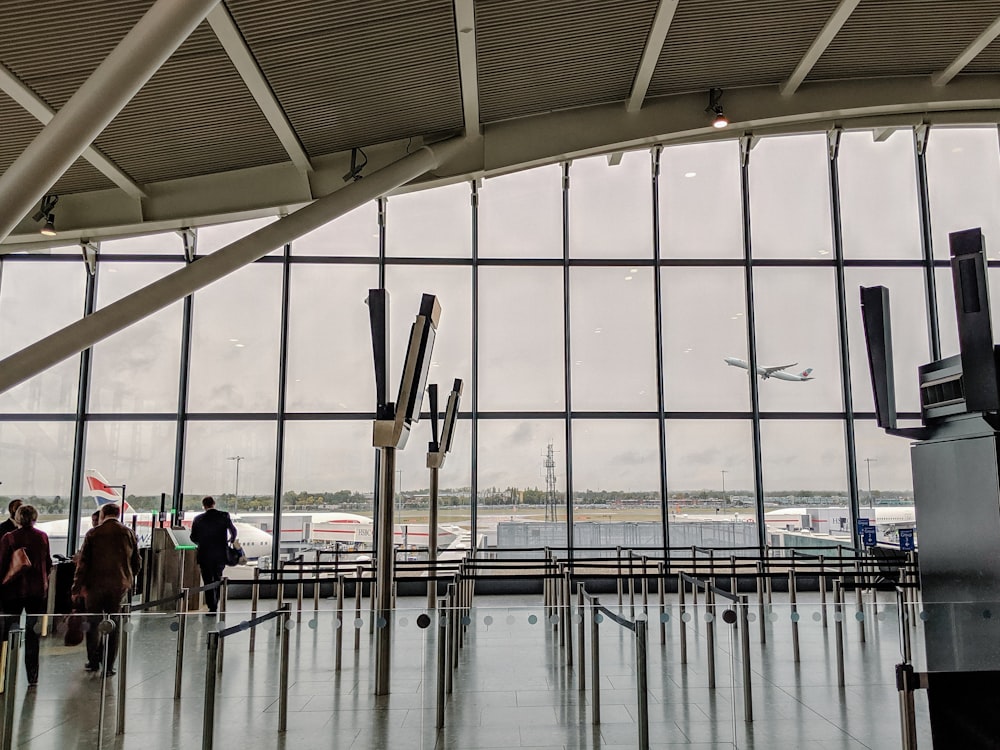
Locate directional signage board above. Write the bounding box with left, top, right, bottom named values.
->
left=857, top=517, right=870, bottom=535
left=899, top=528, right=915, bottom=551
left=862, top=526, right=877, bottom=547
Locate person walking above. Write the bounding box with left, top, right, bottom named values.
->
left=0, top=505, right=52, bottom=686
left=190, top=496, right=237, bottom=614
left=71, top=503, right=140, bottom=677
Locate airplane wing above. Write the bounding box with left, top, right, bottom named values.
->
left=761, top=363, right=797, bottom=375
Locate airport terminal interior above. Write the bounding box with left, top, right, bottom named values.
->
left=4, top=0, right=1000, bottom=747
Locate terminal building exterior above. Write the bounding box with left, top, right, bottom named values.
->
left=1, top=1, right=1000, bottom=747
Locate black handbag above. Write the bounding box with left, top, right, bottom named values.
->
left=225, top=541, right=245, bottom=567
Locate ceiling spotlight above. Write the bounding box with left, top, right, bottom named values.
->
left=342, top=147, right=368, bottom=182
left=32, top=194, right=59, bottom=235
left=706, top=88, right=728, bottom=129
left=41, top=214, right=57, bottom=236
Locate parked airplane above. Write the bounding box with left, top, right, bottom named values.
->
left=235, top=510, right=462, bottom=550
left=764, top=506, right=916, bottom=542
left=36, top=470, right=273, bottom=560
left=724, top=357, right=814, bottom=381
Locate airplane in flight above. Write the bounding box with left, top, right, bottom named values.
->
left=724, top=357, right=814, bottom=382
left=37, top=470, right=273, bottom=560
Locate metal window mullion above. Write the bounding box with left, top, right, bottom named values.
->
left=373, top=198, right=387, bottom=556
left=740, top=140, right=766, bottom=551
left=914, top=126, right=942, bottom=362
left=651, top=147, right=669, bottom=559
left=471, top=181, right=479, bottom=541
left=562, top=162, right=574, bottom=562
left=171, top=282, right=194, bottom=521
left=270, top=242, right=292, bottom=569
left=828, top=129, right=862, bottom=551
left=68, top=253, right=99, bottom=555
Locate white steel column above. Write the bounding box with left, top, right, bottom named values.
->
left=0, top=138, right=465, bottom=396
left=0, top=0, right=222, bottom=243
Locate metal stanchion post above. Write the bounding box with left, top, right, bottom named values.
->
left=249, top=568, right=260, bottom=652
left=678, top=573, right=687, bottom=665
left=658, top=562, right=666, bottom=646
left=740, top=596, right=753, bottom=722
left=591, top=597, right=601, bottom=725
left=354, top=568, right=363, bottom=651
left=436, top=600, right=446, bottom=729
left=116, top=609, right=129, bottom=735
left=854, top=560, right=866, bottom=643
left=577, top=584, right=586, bottom=692
left=279, top=607, right=290, bottom=732
left=449, top=581, right=458, bottom=676
left=628, top=551, right=635, bottom=619
left=314, top=550, right=321, bottom=616
left=789, top=570, right=799, bottom=663
left=564, top=570, right=572, bottom=665
left=445, top=583, right=455, bottom=695
left=834, top=580, right=845, bottom=688
left=1, top=629, right=22, bottom=750
left=202, top=631, right=220, bottom=750
left=819, top=554, right=827, bottom=628
left=641, top=555, right=649, bottom=617
left=174, top=589, right=188, bottom=699
left=277, top=561, right=285, bottom=610
left=335, top=575, right=344, bottom=672
left=636, top=620, right=649, bottom=750
left=543, top=548, right=550, bottom=615
left=706, top=588, right=716, bottom=689
left=296, top=573, right=304, bottom=623
left=756, top=561, right=766, bottom=645
left=730, top=555, right=737, bottom=595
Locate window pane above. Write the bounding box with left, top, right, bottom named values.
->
left=478, top=267, right=564, bottom=411
left=99, top=232, right=185, bottom=255
left=0, top=421, right=75, bottom=502
left=749, top=134, right=833, bottom=259
left=90, top=262, right=183, bottom=413
left=662, top=267, right=748, bottom=411
left=569, top=151, right=653, bottom=259
left=760, top=420, right=847, bottom=499
left=926, top=127, right=1000, bottom=261
left=182, top=421, right=276, bottom=513
left=569, top=268, right=657, bottom=411
left=0, top=261, right=85, bottom=413
left=752, top=268, right=843, bottom=412
left=282, top=421, right=376, bottom=520
left=479, top=165, right=562, bottom=259
left=386, top=182, right=471, bottom=258
left=83, top=421, right=177, bottom=507
left=198, top=217, right=282, bottom=256
left=665, top=419, right=757, bottom=549
left=839, top=130, right=922, bottom=259
left=853, top=420, right=915, bottom=509
left=286, top=264, right=378, bottom=412
left=478, top=420, right=565, bottom=547
left=291, top=202, right=379, bottom=256
left=660, top=141, right=743, bottom=258
left=384, top=266, right=472, bottom=402
left=188, top=264, right=282, bottom=413
left=571, top=419, right=662, bottom=551
left=845, top=269, right=929, bottom=414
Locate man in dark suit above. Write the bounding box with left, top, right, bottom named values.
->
left=71, top=503, right=140, bottom=676
left=0, top=499, right=23, bottom=538
left=190, top=496, right=237, bottom=614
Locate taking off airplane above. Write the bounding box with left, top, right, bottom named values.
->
left=724, top=357, right=814, bottom=382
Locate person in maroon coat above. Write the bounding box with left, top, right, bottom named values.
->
left=0, top=505, right=53, bottom=686
left=72, top=503, right=140, bottom=676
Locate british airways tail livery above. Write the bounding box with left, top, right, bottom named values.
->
left=84, top=469, right=131, bottom=513
left=724, top=357, right=815, bottom=382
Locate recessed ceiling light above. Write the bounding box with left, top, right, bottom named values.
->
left=684, top=172, right=697, bottom=178
left=575, top=361, right=583, bottom=366
left=594, top=328, right=602, bottom=334
left=229, top=338, right=239, bottom=342
left=235, top=343, right=245, bottom=348
left=629, top=268, right=638, bottom=273
left=624, top=275, right=633, bottom=281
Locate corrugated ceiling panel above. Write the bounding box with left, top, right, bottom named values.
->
left=938, top=21, right=1000, bottom=75
left=810, top=0, right=1000, bottom=80
left=0, top=95, right=115, bottom=195
left=477, top=0, right=659, bottom=122
left=649, top=0, right=839, bottom=97
left=88, top=23, right=290, bottom=184
left=228, top=0, right=463, bottom=157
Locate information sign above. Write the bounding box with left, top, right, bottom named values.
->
left=899, top=528, right=915, bottom=551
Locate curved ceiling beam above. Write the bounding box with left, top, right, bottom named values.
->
left=932, top=15, right=1000, bottom=87
left=4, top=74, right=1000, bottom=251
left=779, top=0, right=861, bottom=97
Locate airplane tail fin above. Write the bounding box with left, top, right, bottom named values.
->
left=84, top=470, right=132, bottom=514
left=800, top=368, right=813, bottom=377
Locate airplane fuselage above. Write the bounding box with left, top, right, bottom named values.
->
left=724, top=357, right=814, bottom=381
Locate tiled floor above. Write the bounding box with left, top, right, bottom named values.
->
left=0, top=591, right=930, bottom=749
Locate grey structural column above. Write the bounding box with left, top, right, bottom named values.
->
left=0, top=0, right=222, bottom=244
left=271, top=242, right=293, bottom=567
left=0, top=138, right=466, bottom=396
left=651, top=147, right=670, bottom=558
left=561, top=162, right=575, bottom=560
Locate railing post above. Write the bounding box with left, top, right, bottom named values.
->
left=354, top=566, right=363, bottom=651
left=678, top=573, right=687, bottom=665
left=577, top=583, right=586, bottom=692
left=854, top=559, right=866, bottom=643
left=436, top=599, right=446, bottom=729
left=591, top=597, right=601, bottom=725
left=445, top=582, right=455, bottom=695
left=789, top=570, right=800, bottom=663
left=278, top=607, right=290, bottom=732
left=635, top=619, right=649, bottom=750
left=740, top=595, right=753, bottom=722
left=706, top=587, right=716, bottom=689
left=834, top=579, right=845, bottom=688
left=641, top=555, right=649, bottom=618
left=564, top=569, right=572, bottom=665
left=335, top=574, right=345, bottom=671
left=628, top=551, right=635, bottom=619
left=730, top=555, right=737, bottom=595
left=174, top=588, right=188, bottom=699
left=819, top=554, right=827, bottom=628
left=202, top=631, right=220, bottom=750
left=1, top=628, right=22, bottom=750
left=616, top=546, right=623, bottom=607
left=116, top=607, right=129, bottom=735
left=658, top=562, right=666, bottom=646
left=249, top=567, right=260, bottom=652
left=756, top=560, right=766, bottom=644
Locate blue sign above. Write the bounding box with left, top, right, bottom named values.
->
left=857, top=517, right=870, bottom=535
left=899, top=529, right=915, bottom=551
left=862, top=526, right=877, bottom=547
